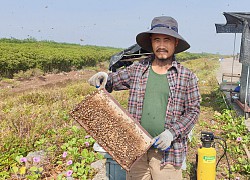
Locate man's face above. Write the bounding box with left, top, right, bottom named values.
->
left=151, top=33, right=178, bottom=61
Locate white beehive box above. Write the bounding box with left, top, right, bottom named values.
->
left=70, top=89, right=153, bottom=171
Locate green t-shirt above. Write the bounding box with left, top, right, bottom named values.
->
left=141, top=67, right=169, bottom=137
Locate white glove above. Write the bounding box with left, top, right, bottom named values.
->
left=88, top=72, right=108, bottom=89
left=153, top=130, right=173, bottom=151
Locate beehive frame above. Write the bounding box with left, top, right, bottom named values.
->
left=70, top=89, right=153, bottom=171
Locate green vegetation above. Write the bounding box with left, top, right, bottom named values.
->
left=215, top=110, right=250, bottom=176
left=182, top=58, right=250, bottom=179
left=176, top=51, right=220, bottom=61
left=0, top=38, right=121, bottom=78
left=0, top=38, right=221, bottom=79
left=0, top=81, right=98, bottom=179
left=0, top=39, right=248, bottom=179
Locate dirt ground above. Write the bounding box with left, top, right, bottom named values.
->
left=0, top=70, right=96, bottom=94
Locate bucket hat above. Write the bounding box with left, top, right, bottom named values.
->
left=136, top=16, right=190, bottom=54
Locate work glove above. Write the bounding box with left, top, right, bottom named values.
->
left=153, top=130, right=173, bottom=151
left=88, top=72, right=108, bottom=89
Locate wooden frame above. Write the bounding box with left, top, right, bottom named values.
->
left=70, top=89, right=153, bottom=171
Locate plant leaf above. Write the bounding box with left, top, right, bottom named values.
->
left=12, top=166, right=19, bottom=173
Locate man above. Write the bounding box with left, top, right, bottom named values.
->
left=88, top=16, right=200, bottom=180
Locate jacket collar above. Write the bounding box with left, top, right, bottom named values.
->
left=170, top=60, right=180, bottom=74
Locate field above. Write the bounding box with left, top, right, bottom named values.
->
left=0, top=39, right=249, bottom=179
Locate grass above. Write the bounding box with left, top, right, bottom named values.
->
left=182, top=58, right=250, bottom=179
left=0, top=81, right=101, bottom=179
left=0, top=57, right=249, bottom=179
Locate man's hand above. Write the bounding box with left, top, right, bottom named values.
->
left=88, top=72, right=108, bottom=89
left=153, top=130, right=173, bottom=151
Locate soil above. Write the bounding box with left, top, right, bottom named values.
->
left=0, top=70, right=96, bottom=94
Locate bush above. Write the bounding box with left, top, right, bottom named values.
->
left=13, top=68, right=44, bottom=80
left=0, top=38, right=121, bottom=78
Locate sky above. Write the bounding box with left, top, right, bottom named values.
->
left=1, top=0, right=250, bottom=55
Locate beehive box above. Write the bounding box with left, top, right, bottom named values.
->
left=70, top=89, right=153, bottom=171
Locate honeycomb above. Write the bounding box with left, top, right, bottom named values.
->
left=70, top=89, right=153, bottom=171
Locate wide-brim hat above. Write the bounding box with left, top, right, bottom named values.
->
left=136, top=16, right=190, bottom=54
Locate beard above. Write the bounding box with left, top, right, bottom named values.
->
left=158, top=57, right=168, bottom=61
left=155, top=54, right=171, bottom=62
left=155, top=48, right=173, bottom=61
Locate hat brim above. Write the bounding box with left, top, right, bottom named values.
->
left=136, top=28, right=190, bottom=54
